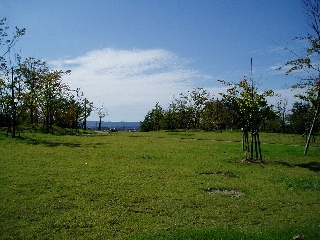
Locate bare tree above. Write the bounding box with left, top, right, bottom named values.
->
left=97, top=104, right=108, bottom=131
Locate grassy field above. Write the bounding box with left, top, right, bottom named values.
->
left=0, top=130, right=319, bottom=239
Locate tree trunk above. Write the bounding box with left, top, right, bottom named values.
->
left=84, top=98, right=87, bottom=131
left=242, top=127, right=249, bottom=159
left=254, top=131, right=258, bottom=159
left=257, top=131, right=263, bottom=162
left=242, top=130, right=245, bottom=151
left=304, top=102, right=320, bottom=155
left=250, top=127, right=254, bottom=159
left=5, top=105, right=10, bottom=138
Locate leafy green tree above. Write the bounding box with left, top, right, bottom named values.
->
left=16, top=59, right=92, bottom=132
left=141, top=88, right=242, bottom=132
left=16, top=58, right=49, bottom=126
left=76, top=95, right=93, bottom=131
left=39, top=69, right=72, bottom=133
left=274, top=96, right=289, bottom=133
left=163, top=106, right=179, bottom=130
left=54, top=96, right=76, bottom=129
left=201, top=98, right=237, bottom=131
left=139, top=111, right=153, bottom=132
left=219, top=77, right=274, bottom=162
left=0, top=18, right=95, bottom=135
left=200, top=99, right=225, bottom=131
left=152, top=102, right=164, bottom=131
left=288, top=102, right=315, bottom=135
left=169, top=95, right=192, bottom=129
left=200, top=100, right=217, bottom=131
left=140, top=102, right=164, bottom=132
left=54, top=88, right=92, bottom=131
left=179, top=87, right=211, bottom=130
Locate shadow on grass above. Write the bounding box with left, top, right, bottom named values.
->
left=272, top=161, right=294, bottom=167
left=296, top=162, right=320, bottom=172
left=272, top=161, right=320, bottom=172
left=17, top=136, right=82, bottom=148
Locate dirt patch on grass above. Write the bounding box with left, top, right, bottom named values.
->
left=200, top=171, right=237, bottom=178
left=206, top=188, right=244, bottom=198
left=238, top=157, right=262, bottom=164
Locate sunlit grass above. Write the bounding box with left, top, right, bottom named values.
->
left=0, top=130, right=319, bottom=239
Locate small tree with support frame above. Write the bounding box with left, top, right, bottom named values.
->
left=219, top=73, right=274, bottom=162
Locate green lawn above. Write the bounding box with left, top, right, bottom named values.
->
left=0, top=130, right=319, bottom=239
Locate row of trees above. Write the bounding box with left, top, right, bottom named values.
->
left=0, top=18, right=98, bottom=136
left=140, top=86, right=317, bottom=135
left=139, top=80, right=275, bottom=162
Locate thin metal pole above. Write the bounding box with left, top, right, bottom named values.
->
left=12, top=68, right=16, bottom=138
left=304, top=81, right=320, bottom=155
left=250, top=58, right=254, bottom=159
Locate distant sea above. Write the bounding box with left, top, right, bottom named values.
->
left=86, top=121, right=140, bottom=131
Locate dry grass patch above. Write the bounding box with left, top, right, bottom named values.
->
left=206, top=188, right=245, bottom=198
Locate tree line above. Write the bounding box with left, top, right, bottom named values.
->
left=140, top=86, right=318, bottom=135
left=0, top=18, right=95, bottom=136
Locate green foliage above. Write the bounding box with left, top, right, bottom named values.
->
left=287, top=101, right=319, bottom=134
left=140, top=84, right=280, bottom=135
left=0, top=19, right=93, bottom=134
left=7, top=58, right=94, bottom=133
left=180, top=87, right=212, bottom=129
left=218, top=77, right=275, bottom=129
left=140, top=102, right=164, bottom=131
left=218, top=78, right=275, bottom=161
left=140, top=88, right=244, bottom=132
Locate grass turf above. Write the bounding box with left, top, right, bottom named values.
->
left=0, top=130, right=319, bottom=239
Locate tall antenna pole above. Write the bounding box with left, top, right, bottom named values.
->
left=250, top=58, right=254, bottom=159
left=251, top=58, right=253, bottom=99
left=12, top=67, right=16, bottom=138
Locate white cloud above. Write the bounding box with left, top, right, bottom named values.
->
left=49, top=48, right=207, bottom=121
left=50, top=47, right=304, bottom=122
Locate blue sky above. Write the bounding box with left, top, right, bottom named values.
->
left=1, top=0, right=310, bottom=121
